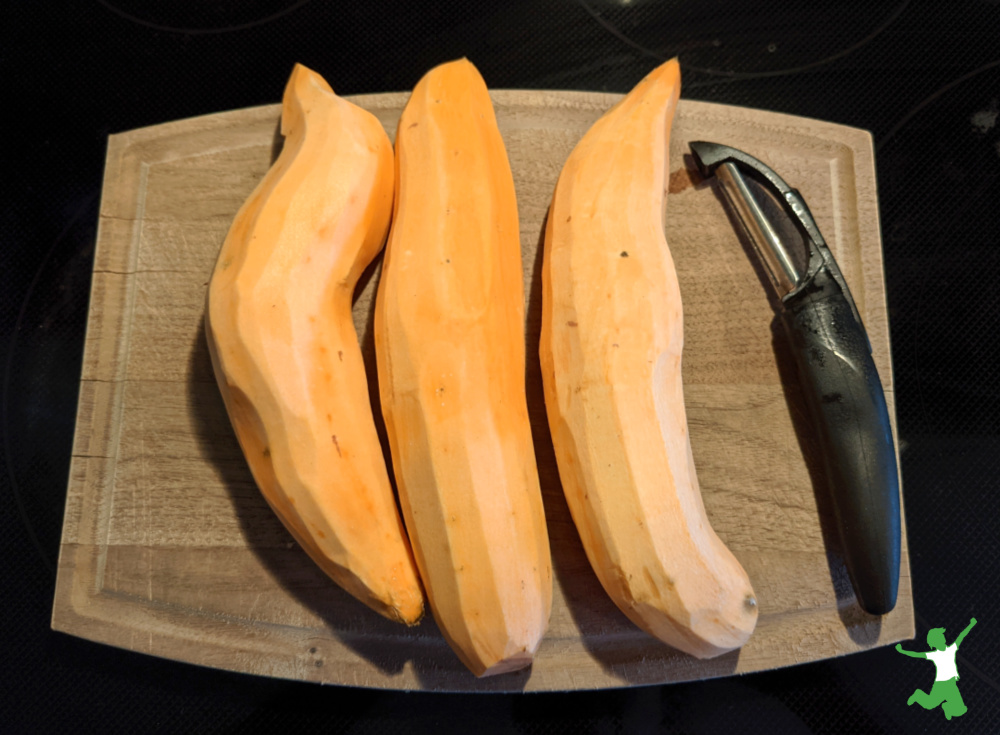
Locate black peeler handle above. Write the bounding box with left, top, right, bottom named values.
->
left=781, top=260, right=900, bottom=615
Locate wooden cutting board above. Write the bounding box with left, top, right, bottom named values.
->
left=52, top=90, right=913, bottom=692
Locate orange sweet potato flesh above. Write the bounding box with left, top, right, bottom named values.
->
left=375, top=58, right=552, bottom=676
left=539, top=59, right=758, bottom=658
left=206, top=63, right=424, bottom=625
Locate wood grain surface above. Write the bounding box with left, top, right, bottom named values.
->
left=52, top=90, right=913, bottom=692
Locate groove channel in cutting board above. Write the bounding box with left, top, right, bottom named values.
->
left=52, top=90, right=912, bottom=692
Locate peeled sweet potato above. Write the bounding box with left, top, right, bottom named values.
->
left=539, top=59, right=758, bottom=658
left=206, top=64, right=424, bottom=624
left=375, top=58, right=552, bottom=676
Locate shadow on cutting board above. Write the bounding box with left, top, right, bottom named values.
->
left=188, top=313, right=459, bottom=685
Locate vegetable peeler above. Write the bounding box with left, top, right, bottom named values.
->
left=689, top=141, right=900, bottom=615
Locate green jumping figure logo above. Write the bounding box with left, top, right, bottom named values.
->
left=896, top=618, right=977, bottom=720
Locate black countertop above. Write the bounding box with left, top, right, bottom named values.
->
left=4, top=2, right=998, bottom=732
